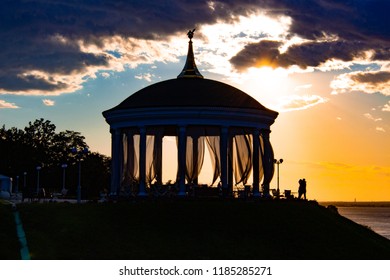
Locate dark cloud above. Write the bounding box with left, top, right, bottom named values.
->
left=231, top=40, right=376, bottom=70
left=230, top=40, right=282, bottom=70
left=0, top=0, right=258, bottom=94
left=350, top=71, right=390, bottom=85
left=331, top=70, right=390, bottom=96
left=0, top=0, right=389, bottom=94
left=230, top=0, right=390, bottom=71
left=265, top=0, right=390, bottom=43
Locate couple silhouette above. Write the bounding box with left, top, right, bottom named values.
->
left=298, top=178, right=307, bottom=200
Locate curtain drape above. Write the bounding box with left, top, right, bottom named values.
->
left=120, top=127, right=274, bottom=193
left=185, top=135, right=205, bottom=184
left=206, top=135, right=221, bottom=185
left=232, top=134, right=253, bottom=185
left=261, top=131, right=275, bottom=193
left=121, top=131, right=139, bottom=193
left=145, top=135, right=155, bottom=185
left=258, top=134, right=264, bottom=184
left=145, top=127, right=164, bottom=186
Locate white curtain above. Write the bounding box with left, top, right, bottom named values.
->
left=120, top=127, right=274, bottom=193
left=258, top=134, right=264, bottom=184
left=145, top=135, right=155, bottom=185
left=185, top=135, right=205, bottom=184
left=205, top=135, right=221, bottom=185
left=261, top=132, right=275, bottom=192
left=121, top=132, right=139, bottom=193
left=232, top=134, right=253, bottom=185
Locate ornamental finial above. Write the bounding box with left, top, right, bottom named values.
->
left=187, top=28, right=196, bottom=40
left=177, top=28, right=203, bottom=79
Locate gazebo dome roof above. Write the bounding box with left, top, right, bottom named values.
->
left=106, top=77, right=274, bottom=113
left=103, top=29, right=278, bottom=120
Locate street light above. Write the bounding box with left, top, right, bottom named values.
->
left=36, top=166, right=42, bottom=195
left=61, top=164, right=68, bottom=195
left=23, top=172, right=27, bottom=191
left=273, top=158, right=283, bottom=198
left=71, top=147, right=89, bottom=203
left=23, top=172, right=27, bottom=200
left=15, top=175, right=19, bottom=193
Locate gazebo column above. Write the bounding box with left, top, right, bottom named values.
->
left=220, top=126, right=229, bottom=195
left=178, top=125, right=187, bottom=196
left=252, top=129, right=261, bottom=197
left=126, top=131, right=135, bottom=184
left=110, top=128, right=122, bottom=196
left=228, top=135, right=234, bottom=193
left=192, top=135, right=199, bottom=185
left=155, top=133, right=163, bottom=186
left=138, top=126, right=147, bottom=196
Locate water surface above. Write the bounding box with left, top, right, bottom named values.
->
left=337, top=206, right=390, bottom=240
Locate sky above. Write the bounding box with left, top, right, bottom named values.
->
left=0, top=0, right=389, bottom=201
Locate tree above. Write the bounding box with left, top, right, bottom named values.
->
left=52, top=130, right=88, bottom=165
left=23, top=118, right=57, bottom=167
left=0, top=125, right=33, bottom=176
left=0, top=119, right=110, bottom=199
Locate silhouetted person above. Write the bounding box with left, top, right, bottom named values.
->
left=298, top=178, right=307, bottom=200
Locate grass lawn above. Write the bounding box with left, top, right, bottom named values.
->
left=3, top=199, right=390, bottom=259
left=0, top=201, right=21, bottom=260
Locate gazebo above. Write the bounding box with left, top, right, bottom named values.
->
left=103, top=30, right=278, bottom=198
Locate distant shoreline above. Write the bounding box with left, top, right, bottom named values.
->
left=320, top=201, right=390, bottom=207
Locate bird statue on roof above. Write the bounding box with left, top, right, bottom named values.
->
left=187, top=28, right=196, bottom=40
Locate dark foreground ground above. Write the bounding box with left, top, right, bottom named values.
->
left=1, top=199, right=390, bottom=259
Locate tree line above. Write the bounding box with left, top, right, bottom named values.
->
left=0, top=118, right=111, bottom=200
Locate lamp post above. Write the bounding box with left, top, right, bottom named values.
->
left=273, top=159, right=283, bottom=197
left=23, top=172, right=27, bottom=200
left=15, top=175, right=19, bottom=193
left=71, top=147, right=89, bottom=203
left=61, top=164, right=67, bottom=195
left=36, top=166, right=42, bottom=195
left=23, top=172, right=27, bottom=191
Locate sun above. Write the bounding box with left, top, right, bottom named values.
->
left=230, top=67, right=293, bottom=109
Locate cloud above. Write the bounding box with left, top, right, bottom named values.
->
left=211, top=0, right=390, bottom=51
left=42, top=99, right=55, bottom=106
left=293, top=161, right=390, bottom=176
left=230, top=39, right=374, bottom=71
left=135, top=73, right=153, bottom=82
left=229, top=40, right=283, bottom=70
left=0, top=99, right=19, bottom=109
left=331, top=70, right=390, bottom=96
left=364, top=113, right=382, bottom=122
left=229, top=0, right=389, bottom=72
left=0, top=0, right=261, bottom=96
left=0, top=1, right=389, bottom=95
left=376, top=127, right=386, bottom=132
left=294, top=84, right=312, bottom=91
left=352, top=71, right=390, bottom=84
left=276, top=94, right=328, bottom=112
left=382, top=101, right=390, bottom=112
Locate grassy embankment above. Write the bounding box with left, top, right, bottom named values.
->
left=0, top=200, right=20, bottom=259
left=1, top=199, right=390, bottom=259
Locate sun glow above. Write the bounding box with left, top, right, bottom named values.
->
left=231, top=67, right=294, bottom=109
left=196, top=13, right=291, bottom=77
